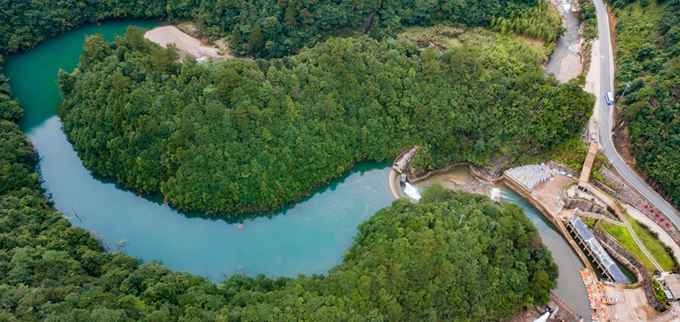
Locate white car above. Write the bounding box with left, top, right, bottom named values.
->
left=605, top=92, right=615, bottom=106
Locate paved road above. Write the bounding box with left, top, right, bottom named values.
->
left=593, top=0, right=680, bottom=227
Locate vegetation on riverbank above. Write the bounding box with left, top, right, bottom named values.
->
left=612, top=0, right=680, bottom=209
left=0, top=126, right=558, bottom=322
left=0, top=59, right=21, bottom=123
left=1, top=0, right=556, bottom=59
left=58, top=28, right=592, bottom=215
left=491, top=0, right=563, bottom=49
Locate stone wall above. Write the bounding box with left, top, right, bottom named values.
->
left=564, top=198, right=616, bottom=220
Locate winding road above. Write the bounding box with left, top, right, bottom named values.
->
left=593, top=0, right=680, bottom=228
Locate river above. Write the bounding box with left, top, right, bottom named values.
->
left=414, top=168, right=592, bottom=320
left=500, top=189, right=592, bottom=321
left=6, top=21, right=393, bottom=282
left=546, top=0, right=583, bottom=82
left=8, top=20, right=591, bottom=318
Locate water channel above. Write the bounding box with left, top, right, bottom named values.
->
left=8, top=20, right=590, bottom=319
left=414, top=168, right=592, bottom=320
left=6, top=21, right=394, bottom=282
left=546, top=0, right=583, bottom=82
left=500, top=189, right=592, bottom=321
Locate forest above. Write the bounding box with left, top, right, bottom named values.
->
left=0, top=0, right=559, bottom=58
left=0, top=57, right=21, bottom=123
left=59, top=28, right=593, bottom=215
left=491, top=0, right=562, bottom=47
left=0, top=1, right=575, bottom=320
left=612, top=0, right=680, bottom=208
left=0, top=123, right=557, bottom=321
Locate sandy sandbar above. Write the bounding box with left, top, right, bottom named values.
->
left=144, top=25, right=232, bottom=60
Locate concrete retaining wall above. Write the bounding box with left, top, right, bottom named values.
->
left=502, top=175, right=594, bottom=270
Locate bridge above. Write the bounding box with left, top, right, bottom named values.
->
left=579, top=142, right=599, bottom=185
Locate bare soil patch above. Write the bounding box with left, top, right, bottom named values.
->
left=612, top=112, right=636, bottom=167
left=144, top=25, right=232, bottom=61
left=414, top=166, right=493, bottom=196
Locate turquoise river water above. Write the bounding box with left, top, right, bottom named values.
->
left=6, top=21, right=394, bottom=281
left=6, top=20, right=590, bottom=319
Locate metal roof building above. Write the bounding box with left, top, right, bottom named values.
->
left=567, top=217, right=629, bottom=283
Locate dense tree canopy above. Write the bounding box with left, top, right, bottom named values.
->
left=0, top=127, right=558, bottom=321
left=59, top=28, right=592, bottom=215
left=196, top=0, right=551, bottom=57
left=0, top=59, right=22, bottom=123
left=0, top=0, right=554, bottom=58
left=491, top=0, right=563, bottom=46
left=0, top=1, right=577, bottom=320
left=613, top=0, right=680, bottom=208
left=2, top=82, right=558, bottom=319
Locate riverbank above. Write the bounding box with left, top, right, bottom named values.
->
left=6, top=22, right=397, bottom=281
left=144, top=25, right=231, bottom=60
left=546, top=0, right=583, bottom=83
left=412, top=165, right=593, bottom=320
left=412, top=166, right=493, bottom=196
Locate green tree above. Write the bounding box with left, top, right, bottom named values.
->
left=248, top=24, right=264, bottom=54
